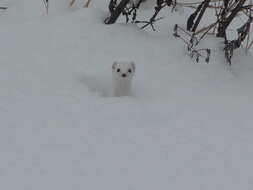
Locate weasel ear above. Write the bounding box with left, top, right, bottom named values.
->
left=112, top=62, right=117, bottom=70
left=131, top=62, right=135, bottom=72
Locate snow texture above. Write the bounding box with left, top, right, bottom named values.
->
left=0, top=0, right=253, bottom=190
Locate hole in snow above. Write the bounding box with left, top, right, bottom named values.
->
left=79, top=74, right=112, bottom=97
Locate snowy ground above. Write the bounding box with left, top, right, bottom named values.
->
left=0, top=0, right=253, bottom=190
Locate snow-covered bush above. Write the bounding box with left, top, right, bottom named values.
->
left=105, top=0, right=253, bottom=64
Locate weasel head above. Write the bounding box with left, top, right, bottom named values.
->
left=112, top=61, right=135, bottom=80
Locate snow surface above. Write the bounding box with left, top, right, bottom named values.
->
left=0, top=0, right=253, bottom=190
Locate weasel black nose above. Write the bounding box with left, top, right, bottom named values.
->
left=122, top=74, right=126, bottom=78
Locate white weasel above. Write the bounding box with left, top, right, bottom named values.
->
left=112, top=62, right=135, bottom=97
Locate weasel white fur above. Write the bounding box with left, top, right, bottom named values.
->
left=112, top=62, right=135, bottom=97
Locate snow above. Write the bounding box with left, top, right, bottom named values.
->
left=0, top=0, right=253, bottom=190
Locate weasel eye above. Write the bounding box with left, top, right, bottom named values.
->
left=128, top=69, right=132, bottom=73
left=117, top=69, right=120, bottom=72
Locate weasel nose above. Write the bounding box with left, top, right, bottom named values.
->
left=122, top=74, right=126, bottom=78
